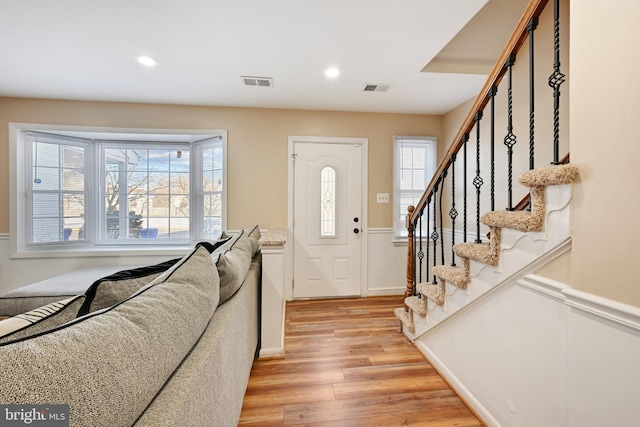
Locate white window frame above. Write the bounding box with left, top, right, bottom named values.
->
left=10, top=123, right=227, bottom=258
left=393, top=135, right=437, bottom=241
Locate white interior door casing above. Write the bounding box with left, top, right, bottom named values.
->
left=292, top=139, right=365, bottom=298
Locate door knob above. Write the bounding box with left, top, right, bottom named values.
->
left=353, top=228, right=360, bottom=234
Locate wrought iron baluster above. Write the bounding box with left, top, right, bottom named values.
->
left=463, top=133, right=469, bottom=242
left=417, top=214, right=424, bottom=286
left=489, top=86, right=497, bottom=212
left=473, top=111, right=484, bottom=243
left=431, top=183, right=439, bottom=284
left=439, top=170, right=446, bottom=266
left=449, top=153, right=457, bottom=266
left=425, top=200, right=430, bottom=283
left=504, top=54, right=517, bottom=210
left=548, top=0, right=565, bottom=165
left=528, top=17, right=538, bottom=171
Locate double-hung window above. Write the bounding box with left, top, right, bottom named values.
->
left=16, top=127, right=226, bottom=254
left=393, top=136, right=436, bottom=240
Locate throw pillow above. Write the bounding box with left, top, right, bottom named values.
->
left=215, top=233, right=253, bottom=305
left=0, top=295, right=85, bottom=344
left=77, top=258, right=180, bottom=316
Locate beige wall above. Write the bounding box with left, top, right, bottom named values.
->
left=0, top=98, right=440, bottom=233
left=570, top=0, right=640, bottom=306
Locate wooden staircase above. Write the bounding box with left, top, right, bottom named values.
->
left=395, top=164, right=578, bottom=334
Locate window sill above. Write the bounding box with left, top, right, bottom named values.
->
left=11, top=245, right=194, bottom=259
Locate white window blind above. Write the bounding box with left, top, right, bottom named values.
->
left=393, top=136, right=436, bottom=240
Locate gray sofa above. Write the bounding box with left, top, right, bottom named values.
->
left=0, top=229, right=261, bottom=427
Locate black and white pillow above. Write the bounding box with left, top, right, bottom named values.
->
left=0, top=295, right=85, bottom=344
left=78, top=258, right=180, bottom=316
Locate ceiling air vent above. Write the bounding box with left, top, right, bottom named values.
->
left=241, top=76, right=273, bottom=87
left=363, top=83, right=391, bottom=93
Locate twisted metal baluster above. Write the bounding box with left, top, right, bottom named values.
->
left=439, top=170, right=446, bottom=266
left=528, top=17, right=538, bottom=171
left=431, top=183, right=439, bottom=284
left=417, top=214, right=424, bottom=286
left=473, top=111, right=484, bottom=244
left=425, top=200, right=430, bottom=284
left=504, top=54, right=517, bottom=210
left=463, top=133, right=469, bottom=242
left=548, top=0, right=565, bottom=165
left=489, top=86, right=497, bottom=212
left=449, top=153, right=458, bottom=266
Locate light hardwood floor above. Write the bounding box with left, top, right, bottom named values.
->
left=239, top=295, right=484, bottom=426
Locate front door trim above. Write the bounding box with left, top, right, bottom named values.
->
left=287, top=136, right=368, bottom=301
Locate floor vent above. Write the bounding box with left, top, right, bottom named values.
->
left=363, top=83, right=391, bottom=92
left=241, top=76, right=273, bottom=87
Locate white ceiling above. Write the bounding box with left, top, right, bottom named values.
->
left=0, top=0, right=514, bottom=115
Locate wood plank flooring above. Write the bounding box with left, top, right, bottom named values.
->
left=239, top=295, right=484, bottom=426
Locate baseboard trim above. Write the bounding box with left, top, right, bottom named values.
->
left=367, top=288, right=405, bottom=296
left=417, top=341, right=501, bottom=427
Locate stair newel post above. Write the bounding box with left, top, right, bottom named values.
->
left=489, top=86, right=497, bottom=212
left=405, top=205, right=415, bottom=307
left=439, top=170, right=446, bottom=266
left=504, top=54, right=518, bottom=211
left=528, top=17, right=539, bottom=171
left=449, top=153, right=458, bottom=266
left=548, top=0, right=565, bottom=165
left=473, top=111, right=484, bottom=244
left=431, top=182, right=439, bottom=284
left=463, top=133, right=469, bottom=242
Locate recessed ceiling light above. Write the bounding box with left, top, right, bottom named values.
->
left=325, top=67, right=340, bottom=78
left=137, top=55, right=158, bottom=67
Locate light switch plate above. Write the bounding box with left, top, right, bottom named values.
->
left=377, top=193, right=389, bottom=203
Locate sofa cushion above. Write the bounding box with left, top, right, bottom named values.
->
left=0, top=266, right=139, bottom=316
left=222, top=225, right=261, bottom=256
left=77, top=258, right=181, bottom=316
left=0, top=246, right=220, bottom=427
left=0, top=295, right=85, bottom=344
left=215, top=232, right=253, bottom=305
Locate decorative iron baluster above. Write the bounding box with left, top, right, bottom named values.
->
left=431, top=183, right=439, bottom=284
left=489, top=86, right=497, bottom=212
left=439, top=170, right=446, bottom=266
left=417, top=213, right=424, bottom=286
left=463, top=133, right=469, bottom=242
left=504, top=54, right=518, bottom=210
left=548, top=0, right=565, bottom=165
left=425, top=199, right=430, bottom=283
left=449, top=153, right=457, bottom=266
left=528, top=17, right=538, bottom=171
left=473, top=111, right=484, bottom=244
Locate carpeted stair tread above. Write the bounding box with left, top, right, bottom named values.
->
left=481, top=210, right=543, bottom=232
left=417, top=282, right=445, bottom=306
left=404, top=295, right=427, bottom=317
left=394, top=307, right=415, bottom=333
left=433, top=260, right=470, bottom=289
left=481, top=186, right=545, bottom=232
left=454, top=225, right=501, bottom=267
left=518, top=164, right=579, bottom=187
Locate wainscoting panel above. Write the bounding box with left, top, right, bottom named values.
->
left=415, top=274, right=640, bottom=427
left=366, top=229, right=407, bottom=296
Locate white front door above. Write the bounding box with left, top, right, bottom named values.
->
left=293, top=140, right=363, bottom=298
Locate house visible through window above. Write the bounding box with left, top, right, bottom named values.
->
left=16, top=127, right=226, bottom=253
left=393, top=136, right=436, bottom=240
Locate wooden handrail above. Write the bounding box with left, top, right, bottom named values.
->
left=409, top=0, right=549, bottom=225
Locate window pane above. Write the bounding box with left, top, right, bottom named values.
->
left=30, top=138, right=87, bottom=244
left=320, top=166, right=336, bottom=237
left=101, top=145, right=190, bottom=242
